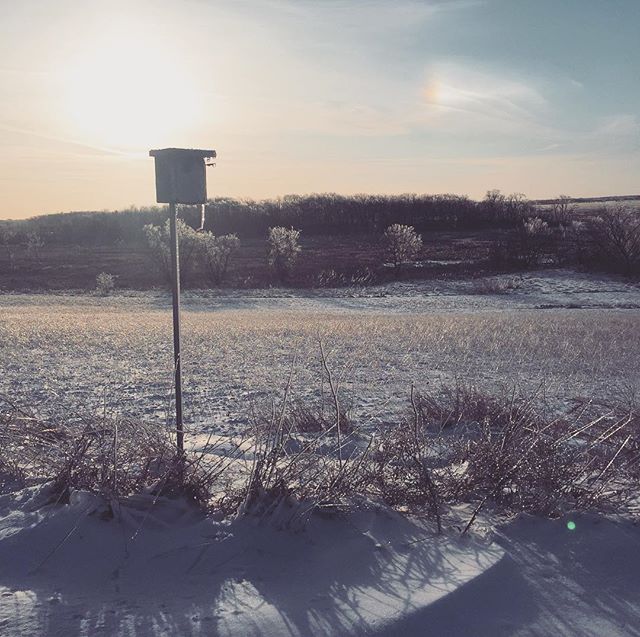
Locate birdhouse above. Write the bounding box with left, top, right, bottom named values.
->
left=149, top=148, right=216, bottom=205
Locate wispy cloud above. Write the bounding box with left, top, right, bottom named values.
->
left=584, top=114, right=640, bottom=154
left=594, top=114, right=639, bottom=137
left=421, top=62, right=548, bottom=128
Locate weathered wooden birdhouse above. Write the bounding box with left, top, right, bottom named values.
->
left=149, top=148, right=216, bottom=205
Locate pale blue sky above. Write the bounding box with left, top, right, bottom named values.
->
left=0, top=0, right=638, bottom=218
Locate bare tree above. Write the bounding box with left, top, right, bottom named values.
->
left=589, top=205, right=640, bottom=275
left=26, top=232, right=44, bottom=262
left=0, top=225, right=17, bottom=272
left=551, top=195, right=576, bottom=226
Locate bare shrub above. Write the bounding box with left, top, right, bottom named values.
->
left=520, top=217, right=552, bottom=266
left=382, top=224, right=423, bottom=274
left=366, top=387, right=441, bottom=530
left=0, top=401, right=231, bottom=510
left=200, top=233, right=240, bottom=284
left=490, top=216, right=553, bottom=268
left=267, top=226, right=301, bottom=280
left=235, top=346, right=371, bottom=527
left=315, top=267, right=376, bottom=288
left=586, top=205, right=640, bottom=275
left=415, top=384, right=513, bottom=429
left=287, top=400, right=352, bottom=434
left=553, top=220, right=584, bottom=266
left=95, top=272, right=116, bottom=296
left=236, top=404, right=371, bottom=527
left=413, top=386, right=637, bottom=521
left=2, top=380, right=637, bottom=531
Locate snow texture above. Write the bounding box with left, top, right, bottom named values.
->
left=1, top=486, right=639, bottom=636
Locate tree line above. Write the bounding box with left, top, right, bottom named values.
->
left=1, top=191, right=534, bottom=247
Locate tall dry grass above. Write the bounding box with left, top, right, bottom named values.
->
left=3, top=376, right=637, bottom=534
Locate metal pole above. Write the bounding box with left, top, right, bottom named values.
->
left=169, top=201, right=184, bottom=453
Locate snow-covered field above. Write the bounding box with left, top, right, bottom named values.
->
left=1, top=486, right=639, bottom=637
left=2, top=269, right=640, bottom=637
left=1, top=270, right=639, bottom=438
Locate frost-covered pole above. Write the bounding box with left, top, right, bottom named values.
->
left=149, top=148, right=216, bottom=454
left=169, top=200, right=184, bottom=452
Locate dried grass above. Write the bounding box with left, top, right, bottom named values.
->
left=1, top=380, right=638, bottom=532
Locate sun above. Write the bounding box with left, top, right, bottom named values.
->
left=62, top=32, right=202, bottom=150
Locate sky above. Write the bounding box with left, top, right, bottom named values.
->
left=0, top=0, right=638, bottom=219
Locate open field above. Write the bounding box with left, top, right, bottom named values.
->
left=2, top=270, right=639, bottom=441
left=0, top=230, right=504, bottom=291
left=1, top=264, right=640, bottom=637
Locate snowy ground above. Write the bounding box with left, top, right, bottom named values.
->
left=1, top=485, right=639, bottom=637
left=1, top=269, right=639, bottom=438
left=2, top=269, right=640, bottom=636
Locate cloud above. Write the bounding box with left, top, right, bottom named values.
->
left=584, top=114, right=640, bottom=154
left=594, top=114, right=639, bottom=137
left=421, top=62, right=548, bottom=127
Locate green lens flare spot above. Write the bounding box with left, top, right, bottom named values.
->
left=567, top=521, right=576, bottom=531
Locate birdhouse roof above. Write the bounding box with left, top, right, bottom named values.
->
left=149, top=148, right=216, bottom=159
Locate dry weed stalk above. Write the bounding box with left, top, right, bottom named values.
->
left=2, top=380, right=638, bottom=533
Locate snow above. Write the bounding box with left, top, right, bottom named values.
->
left=0, top=485, right=502, bottom=636
left=1, top=486, right=639, bottom=636
left=2, top=270, right=640, bottom=635
left=394, top=514, right=640, bottom=636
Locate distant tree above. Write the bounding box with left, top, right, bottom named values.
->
left=200, top=233, right=240, bottom=284
left=382, top=224, right=423, bottom=274
left=0, top=225, right=17, bottom=272
left=588, top=205, right=640, bottom=275
left=267, top=226, right=301, bottom=280
left=143, top=219, right=203, bottom=286
left=26, top=232, right=44, bottom=261
left=551, top=195, right=576, bottom=226
left=481, top=190, right=533, bottom=225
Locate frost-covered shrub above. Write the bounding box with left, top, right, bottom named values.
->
left=523, top=216, right=549, bottom=236
left=200, top=233, right=240, bottom=284
left=95, top=272, right=116, bottom=296
left=267, top=226, right=301, bottom=280
left=382, top=224, right=423, bottom=273
left=143, top=218, right=203, bottom=285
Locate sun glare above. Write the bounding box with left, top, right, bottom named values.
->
left=63, top=33, right=202, bottom=150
